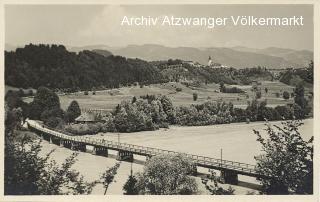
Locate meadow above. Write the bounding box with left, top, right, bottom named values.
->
left=21, top=81, right=300, bottom=111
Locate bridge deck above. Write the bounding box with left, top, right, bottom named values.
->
left=27, top=120, right=261, bottom=178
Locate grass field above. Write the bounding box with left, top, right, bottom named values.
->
left=22, top=81, right=301, bottom=111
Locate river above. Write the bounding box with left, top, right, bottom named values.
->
left=38, top=119, right=313, bottom=195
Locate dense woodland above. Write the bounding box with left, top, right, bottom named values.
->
left=279, top=61, right=314, bottom=86
left=5, top=44, right=166, bottom=91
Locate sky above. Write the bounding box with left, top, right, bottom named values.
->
left=5, top=4, right=314, bottom=50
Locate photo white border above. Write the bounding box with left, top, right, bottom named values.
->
left=0, top=1, right=319, bottom=202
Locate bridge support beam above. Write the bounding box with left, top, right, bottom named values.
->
left=92, top=146, right=108, bottom=156
left=71, top=142, right=87, bottom=152
left=220, top=169, right=238, bottom=185
left=117, top=150, right=133, bottom=162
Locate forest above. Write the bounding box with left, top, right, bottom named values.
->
left=5, top=44, right=166, bottom=91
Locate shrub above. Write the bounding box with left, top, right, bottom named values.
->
left=46, top=117, right=64, bottom=128
left=283, top=91, right=290, bottom=100
left=65, top=123, right=102, bottom=135
left=176, top=87, right=182, bottom=92
left=256, top=91, right=262, bottom=99
left=133, top=154, right=198, bottom=195
left=275, top=105, right=292, bottom=119
left=193, top=93, right=198, bottom=101
left=28, top=89, right=34, bottom=96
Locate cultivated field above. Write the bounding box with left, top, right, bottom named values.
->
left=22, top=81, right=301, bottom=111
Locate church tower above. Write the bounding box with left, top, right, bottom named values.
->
left=208, top=56, right=212, bottom=66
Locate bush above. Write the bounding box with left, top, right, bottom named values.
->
left=256, top=91, right=262, bottom=99
left=133, top=154, right=198, bottom=195
left=193, top=93, right=198, bottom=101
left=275, top=105, right=292, bottom=119
left=283, top=91, right=290, bottom=100
left=176, top=87, right=182, bottom=92
left=46, top=117, right=64, bottom=128
left=65, top=123, right=102, bottom=135
left=28, top=89, right=34, bottom=96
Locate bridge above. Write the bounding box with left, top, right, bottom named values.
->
left=26, top=119, right=264, bottom=185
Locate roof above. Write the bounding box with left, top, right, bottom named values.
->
left=75, top=111, right=97, bottom=122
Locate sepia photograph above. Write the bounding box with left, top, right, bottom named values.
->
left=1, top=2, right=318, bottom=200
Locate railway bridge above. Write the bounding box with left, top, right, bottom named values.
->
left=26, top=119, right=265, bottom=185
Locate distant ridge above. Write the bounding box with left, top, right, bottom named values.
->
left=66, top=44, right=313, bottom=69
left=5, top=43, right=313, bottom=69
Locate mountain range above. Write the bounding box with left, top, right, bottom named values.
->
left=5, top=43, right=313, bottom=69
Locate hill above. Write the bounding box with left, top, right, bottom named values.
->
left=67, top=44, right=312, bottom=69
left=5, top=44, right=165, bottom=90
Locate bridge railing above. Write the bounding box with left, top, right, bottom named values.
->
left=27, top=120, right=256, bottom=173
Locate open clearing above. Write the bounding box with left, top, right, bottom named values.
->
left=23, top=81, right=300, bottom=110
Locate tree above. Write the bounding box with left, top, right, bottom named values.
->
left=131, top=96, right=137, bottom=104
left=201, top=169, right=234, bottom=195
left=193, top=93, right=198, bottom=101
left=29, top=87, right=61, bottom=120
left=283, top=91, right=290, bottom=100
left=219, top=82, right=225, bottom=93
left=66, top=100, right=81, bottom=123
left=101, top=162, right=121, bottom=195
left=294, top=83, right=308, bottom=116
left=256, top=90, right=262, bottom=99
left=253, top=120, right=313, bottom=194
left=4, top=106, right=98, bottom=195
left=160, top=95, right=176, bottom=124
left=123, top=175, right=139, bottom=195
left=133, top=154, right=198, bottom=195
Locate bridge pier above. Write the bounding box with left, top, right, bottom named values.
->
left=50, top=136, right=60, bottom=145
left=220, top=169, right=238, bottom=185
left=61, top=140, right=72, bottom=149
left=43, top=133, right=50, bottom=142
left=117, top=150, right=133, bottom=162
left=71, top=142, right=87, bottom=152
left=92, top=146, right=108, bottom=156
